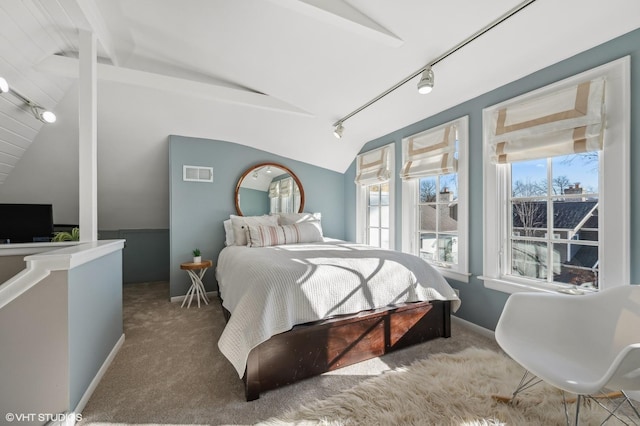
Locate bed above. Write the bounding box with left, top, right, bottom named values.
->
left=216, top=237, right=461, bottom=401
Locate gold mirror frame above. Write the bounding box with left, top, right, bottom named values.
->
left=235, top=162, right=305, bottom=216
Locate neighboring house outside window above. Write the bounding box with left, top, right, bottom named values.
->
left=355, top=143, right=394, bottom=249
left=510, top=155, right=599, bottom=288
left=401, top=116, right=469, bottom=283
left=482, top=57, right=630, bottom=294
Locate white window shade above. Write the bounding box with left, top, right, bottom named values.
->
left=489, top=77, right=605, bottom=164
left=400, top=124, right=457, bottom=180
left=279, top=178, right=293, bottom=197
left=268, top=181, right=279, bottom=199
left=354, top=145, right=391, bottom=186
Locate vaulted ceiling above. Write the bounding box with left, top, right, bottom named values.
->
left=1, top=0, right=639, bottom=187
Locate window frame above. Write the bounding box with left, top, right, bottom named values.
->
left=401, top=116, right=470, bottom=283
left=482, top=57, right=630, bottom=294
left=355, top=143, right=395, bottom=249
left=365, top=181, right=391, bottom=249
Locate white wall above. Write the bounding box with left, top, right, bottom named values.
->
left=0, top=82, right=169, bottom=229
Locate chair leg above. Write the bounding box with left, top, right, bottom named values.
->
left=560, top=392, right=582, bottom=426
left=574, top=394, right=581, bottom=426
left=621, top=391, right=640, bottom=421
left=587, top=391, right=640, bottom=425
left=511, top=369, right=543, bottom=401
left=492, top=369, right=544, bottom=403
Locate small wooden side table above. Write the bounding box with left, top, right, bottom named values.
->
left=180, top=259, right=213, bottom=308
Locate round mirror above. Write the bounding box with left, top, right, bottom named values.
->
left=235, top=162, right=305, bottom=216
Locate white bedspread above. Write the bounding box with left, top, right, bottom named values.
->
left=216, top=239, right=461, bottom=377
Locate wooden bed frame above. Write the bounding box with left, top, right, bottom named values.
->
left=221, top=299, right=452, bottom=401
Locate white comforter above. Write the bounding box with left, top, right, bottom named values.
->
left=216, top=239, right=461, bottom=377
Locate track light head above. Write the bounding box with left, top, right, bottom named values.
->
left=0, top=77, right=8, bottom=93
left=417, top=67, right=434, bottom=94
left=30, top=104, right=56, bottom=124
left=333, top=123, right=344, bottom=139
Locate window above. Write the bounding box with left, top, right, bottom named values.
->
left=365, top=182, right=390, bottom=248
left=401, top=116, right=469, bottom=282
left=483, top=57, right=630, bottom=294
left=268, top=177, right=299, bottom=214
left=355, top=143, right=394, bottom=249
left=416, top=173, right=459, bottom=265
left=509, top=154, right=599, bottom=288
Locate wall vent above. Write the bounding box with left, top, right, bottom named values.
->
left=183, top=165, right=213, bottom=182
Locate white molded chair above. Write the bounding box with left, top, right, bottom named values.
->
left=495, top=285, right=640, bottom=425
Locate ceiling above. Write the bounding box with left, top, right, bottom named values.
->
left=1, top=0, right=639, bottom=184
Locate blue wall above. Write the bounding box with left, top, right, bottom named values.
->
left=169, top=136, right=345, bottom=298
left=68, top=250, right=123, bottom=409
left=238, top=187, right=270, bottom=216
left=346, top=27, right=640, bottom=330
left=100, top=229, right=169, bottom=284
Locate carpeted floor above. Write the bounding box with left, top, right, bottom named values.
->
left=78, top=281, right=502, bottom=425
left=260, top=347, right=633, bottom=425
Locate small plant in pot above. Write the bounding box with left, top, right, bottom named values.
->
left=52, top=227, right=80, bottom=242
left=192, top=248, right=201, bottom=264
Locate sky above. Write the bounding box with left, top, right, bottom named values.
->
left=511, top=152, right=599, bottom=195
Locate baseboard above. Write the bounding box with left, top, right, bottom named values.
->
left=452, top=315, right=496, bottom=341
left=72, top=333, right=125, bottom=420
left=170, top=290, right=218, bottom=303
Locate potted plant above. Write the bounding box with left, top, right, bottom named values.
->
left=52, top=227, right=80, bottom=242
left=192, top=248, right=202, bottom=264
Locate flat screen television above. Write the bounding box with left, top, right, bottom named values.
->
left=0, top=203, right=54, bottom=243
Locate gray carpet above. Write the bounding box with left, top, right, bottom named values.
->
left=79, top=281, right=500, bottom=425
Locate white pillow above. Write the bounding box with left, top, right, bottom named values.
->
left=278, top=212, right=323, bottom=236
left=230, top=214, right=278, bottom=246
left=291, top=222, right=323, bottom=243
left=223, top=219, right=235, bottom=246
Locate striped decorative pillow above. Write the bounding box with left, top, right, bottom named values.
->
left=248, top=223, right=323, bottom=247
left=248, top=225, right=286, bottom=247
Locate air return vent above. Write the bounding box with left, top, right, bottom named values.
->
left=183, top=165, right=213, bottom=182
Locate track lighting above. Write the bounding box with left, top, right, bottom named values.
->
left=417, top=67, right=434, bottom=94
left=330, top=0, right=536, bottom=136
left=30, top=104, right=57, bottom=123
left=0, top=77, right=56, bottom=124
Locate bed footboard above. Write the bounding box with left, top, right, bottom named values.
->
left=241, top=300, right=451, bottom=401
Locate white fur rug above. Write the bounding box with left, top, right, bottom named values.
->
left=259, top=347, right=630, bottom=426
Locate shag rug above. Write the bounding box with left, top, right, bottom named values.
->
left=259, top=347, right=628, bottom=426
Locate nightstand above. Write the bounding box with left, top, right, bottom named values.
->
left=180, top=260, right=213, bottom=308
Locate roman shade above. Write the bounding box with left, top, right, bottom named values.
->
left=488, top=77, right=605, bottom=164
left=354, top=145, right=391, bottom=186
left=400, top=122, right=457, bottom=180
left=279, top=178, right=293, bottom=198
left=268, top=181, right=279, bottom=199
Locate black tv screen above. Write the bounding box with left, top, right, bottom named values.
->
left=0, top=204, right=54, bottom=243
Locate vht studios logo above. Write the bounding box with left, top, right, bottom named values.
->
left=5, top=412, right=83, bottom=422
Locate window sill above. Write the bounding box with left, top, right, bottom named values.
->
left=438, top=268, right=470, bottom=283
left=478, top=276, right=594, bottom=295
